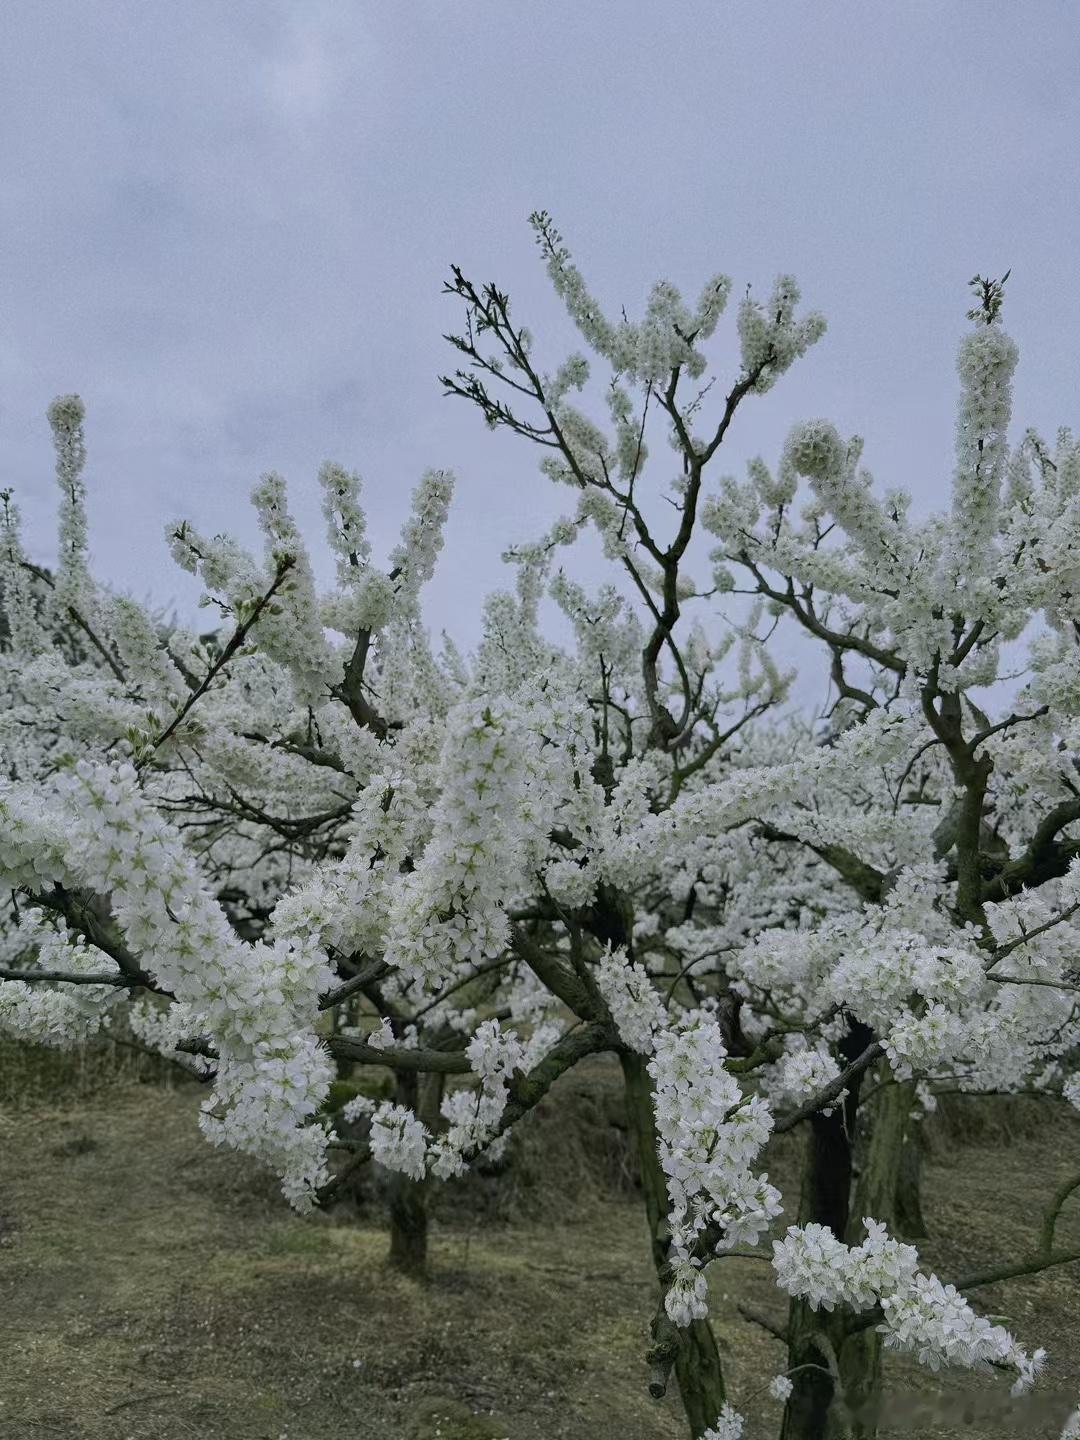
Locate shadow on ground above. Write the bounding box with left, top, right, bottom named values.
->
left=1, top=1046, right=1077, bottom=1439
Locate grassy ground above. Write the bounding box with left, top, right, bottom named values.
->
left=1, top=1045, right=1079, bottom=1440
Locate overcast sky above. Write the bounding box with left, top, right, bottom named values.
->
left=3, top=2, right=1079, bottom=668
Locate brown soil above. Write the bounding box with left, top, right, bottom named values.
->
left=1, top=1047, right=1078, bottom=1440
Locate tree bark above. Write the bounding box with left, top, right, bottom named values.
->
left=895, top=1120, right=927, bottom=1239
left=781, top=1118, right=854, bottom=1440
left=620, top=1051, right=727, bottom=1438
left=781, top=1024, right=873, bottom=1440
left=839, top=1076, right=913, bottom=1437
left=386, top=1070, right=443, bottom=1277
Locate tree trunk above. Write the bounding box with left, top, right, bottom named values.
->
left=895, top=1120, right=927, bottom=1239
left=781, top=1116, right=854, bottom=1440
left=839, top=1075, right=912, bottom=1438
left=780, top=1024, right=873, bottom=1440
left=387, top=1164, right=428, bottom=1275
left=386, top=1070, right=443, bottom=1277
left=620, top=1051, right=727, bottom=1438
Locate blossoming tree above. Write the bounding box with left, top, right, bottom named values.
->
left=2, top=223, right=1080, bottom=1440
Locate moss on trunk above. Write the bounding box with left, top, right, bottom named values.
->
left=839, top=1075, right=914, bottom=1437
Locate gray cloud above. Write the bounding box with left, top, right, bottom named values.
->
left=2, top=1, right=1078, bottom=670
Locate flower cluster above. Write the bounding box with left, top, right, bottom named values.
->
left=773, top=1218, right=1043, bottom=1393
left=594, top=946, right=666, bottom=1053
left=772, top=1218, right=918, bottom=1313
left=370, top=1102, right=430, bottom=1181
left=0, top=760, right=335, bottom=1209
left=702, top=1404, right=745, bottom=1440
left=761, top=1042, right=845, bottom=1115
left=0, top=907, right=119, bottom=1047
left=649, top=1016, right=781, bottom=1324
left=384, top=702, right=532, bottom=985
left=429, top=1020, right=525, bottom=1178
left=881, top=1272, right=1045, bottom=1394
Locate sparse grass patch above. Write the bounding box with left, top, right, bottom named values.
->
left=1, top=1044, right=1078, bottom=1438
left=405, top=1397, right=514, bottom=1440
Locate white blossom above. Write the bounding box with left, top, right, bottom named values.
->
left=702, top=1403, right=744, bottom=1440
left=768, top=1374, right=794, bottom=1402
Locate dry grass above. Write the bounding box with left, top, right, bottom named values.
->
left=1, top=1044, right=1078, bottom=1439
